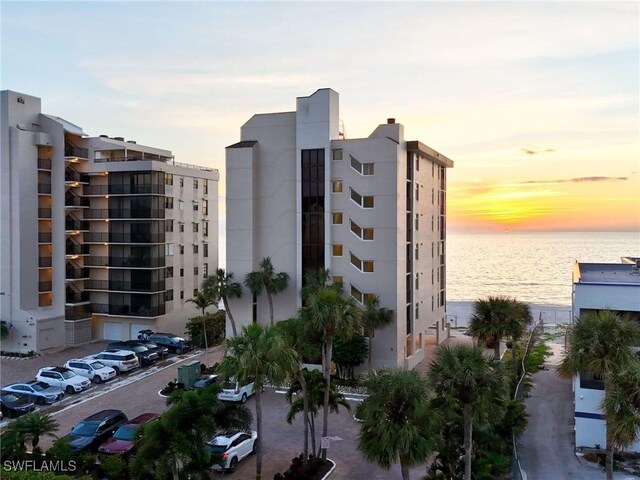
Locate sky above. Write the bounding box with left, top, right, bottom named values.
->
left=2, top=1, right=639, bottom=240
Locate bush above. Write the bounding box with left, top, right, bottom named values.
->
left=273, top=454, right=333, bottom=480
left=160, top=380, right=186, bottom=396
left=99, top=454, right=128, bottom=480
left=0, top=471, right=91, bottom=480
left=185, top=311, right=225, bottom=348
left=332, top=333, right=367, bottom=379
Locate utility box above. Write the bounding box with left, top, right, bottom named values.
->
left=178, top=360, right=201, bottom=388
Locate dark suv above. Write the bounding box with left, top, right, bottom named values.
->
left=0, top=392, right=36, bottom=418
left=66, top=409, right=128, bottom=453
left=133, top=340, right=169, bottom=359
left=107, top=341, right=159, bottom=366
left=148, top=333, right=193, bottom=355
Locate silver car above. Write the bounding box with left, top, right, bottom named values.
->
left=2, top=381, right=64, bottom=405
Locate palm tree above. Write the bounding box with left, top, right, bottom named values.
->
left=186, top=290, right=216, bottom=349
left=244, top=257, right=289, bottom=326
left=361, top=296, right=394, bottom=370
left=218, top=323, right=297, bottom=480
left=557, top=310, right=640, bottom=480
left=9, top=412, right=59, bottom=452
left=0, top=321, right=9, bottom=340
left=468, top=296, right=524, bottom=357
left=428, top=344, right=505, bottom=480
left=286, top=369, right=350, bottom=457
left=357, top=368, right=439, bottom=480
left=602, top=365, right=640, bottom=451
left=300, top=286, right=362, bottom=460
left=203, top=268, right=243, bottom=337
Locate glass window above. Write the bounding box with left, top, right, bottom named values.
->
left=193, top=203, right=199, bottom=211
left=363, top=261, right=374, bottom=273
left=350, top=220, right=362, bottom=237
left=363, top=293, right=375, bottom=303
left=332, top=212, right=343, bottom=225
left=179, top=223, right=184, bottom=233
left=193, top=244, right=199, bottom=254
left=179, top=245, right=184, bottom=255
left=203, top=263, right=208, bottom=277
left=363, top=196, right=374, bottom=208
left=180, top=290, right=184, bottom=300
left=333, top=275, right=343, bottom=285
left=193, top=288, right=198, bottom=296
left=332, top=180, right=343, bottom=193
left=193, top=223, right=199, bottom=233
left=332, top=244, right=343, bottom=256
left=332, top=149, right=343, bottom=161
left=203, top=243, right=208, bottom=258
left=350, top=253, right=362, bottom=270
left=166, top=267, right=173, bottom=278
left=165, top=173, right=173, bottom=185
left=165, top=221, right=174, bottom=232
left=203, top=181, right=208, bottom=195
left=180, top=268, right=184, bottom=277
left=193, top=179, right=198, bottom=189
left=203, top=222, right=209, bottom=236
left=165, top=197, right=174, bottom=209
left=194, top=267, right=198, bottom=276
left=350, top=285, right=363, bottom=303
left=202, top=200, right=208, bottom=215
left=363, top=228, right=374, bottom=240
left=179, top=177, right=184, bottom=187
left=362, top=163, right=374, bottom=175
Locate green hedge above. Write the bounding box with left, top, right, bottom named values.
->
left=0, top=468, right=91, bottom=480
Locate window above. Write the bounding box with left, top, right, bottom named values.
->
left=350, top=285, right=363, bottom=303
left=332, top=180, right=343, bottom=193
left=332, top=212, right=343, bottom=225
left=415, top=184, right=419, bottom=201
left=350, top=220, right=374, bottom=240
left=350, top=155, right=374, bottom=176
left=415, top=273, right=419, bottom=290
left=180, top=268, right=184, bottom=277
left=165, top=197, right=174, bottom=209
left=415, top=244, right=419, bottom=260
left=165, top=221, right=174, bottom=232
left=164, top=290, right=174, bottom=301
left=363, top=228, right=374, bottom=240
left=202, top=200, right=208, bottom=215
left=203, top=222, right=209, bottom=236
left=332, top=244, right=343, bottom=256
left=333, top=275, right=343, bottom=285
left=332, top=149, right=343, bottom=161
left=165, top=173, right=173, bottom=185
left=193, top=223, right=199, bottom=233
left=363, top=260, right=374, bottom=272
left=350, top=252, right=361, bottom=270
left=415, top=303, right=419, bottom=320
left=166, top=267, right=173, bottom=278
left=350, top=253, right=374, bottom=273
left=580, top=371, right=604, bottom=390
left=350, top=221, right=361, bottom=237
left=203, top=243, right=208, bottom=258
left=193, top=288, right=198, bottom=296
left=179, top=223, right=184, bottom=233
left=179, top=200, right=184, bottom=211
left=193, top=202, right=199, bottom=211
left=179, top=177, right=184, bottom=187
left=179, top=245, right=184, bottom=255
left=350, top=188, right=374, bottom=208
left=165, top=244, right=174, bottom=256
left=416, top=155, right=420, bottom=171
left=180, top=290, right=184, bottom=300
left=363, top=293, right=375, bottom=303
left=193, top=244, right=199, bottom=254
left=203, top=181, right=208, bottom=195
left=415, top=214, right=419, bottom=230
left=194, top=267, right=199, bottom=276
left=203, top=263, right=208, bottom=277
left=193, top=179, right=198, bottom=189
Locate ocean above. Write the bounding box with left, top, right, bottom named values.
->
left=445, top=231, right=639, bottom=307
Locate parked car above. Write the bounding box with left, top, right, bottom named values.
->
left=98, top=413, right=160, bottom=455
left=217, top=377, right=255, bottom=404
left=66, top=410, right=128, bottom=453
left=192, top=374, right=218, bottom=390
left=0, top=392, right=36, bottom=418
left=206, top=430, right=257, bottom=472
left=36, top=367, right=92, bottom=394
left=136, top=340, right=169, bottom=358
left=148, top=333, right=193, bottom=355
left=88, top=350, right=140, bottom=374
left=1, top=381, right=64, bottom=405
left=107, top=341, right=159, bottom=366
left=64, top=358, right=117, bottom=384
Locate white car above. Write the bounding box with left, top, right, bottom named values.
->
left=36, top=367, right=91, bottom=394
left=64, top=358, right=117, bottom=384
left=217, top=377, right=255, bottom=404
left=87, top=350, right=140, bottom=374
left=206, top=430, right=257, bottom=472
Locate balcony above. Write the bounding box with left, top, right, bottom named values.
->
left=84, top=256, right=166, bottom=268
left=65, top=219, right=89, bottom=231
left=65, top=145, right=89, bottom=160
left=83, top=184, right=165, bottom=196
left=94, top=154, right=172, bottom=164
left=65, top=195, right=90, bottom=208
left=39, top=256, right=52, bottom=268
left=65, top=170, right=89, bottom=184
left=66, top=291, right=90, bottom=304
left=38, top=183, right=52, bottom=194
left=38, top=208, right=52, bottom=219
left=66, top=268, right=90, bottom=280
left=84, top=280, right=166, bottom=292
left=39, top=232, right=52, bottom=243
left=65, top=308, right=92, bottom=321
left=84, top=209, right=165, bottom=220
left=66, top=244, right=90, bottom=256
left=37, top=158, right=52, bottom=170
left=83, top=232, right=165, bottom=244
left=92, top=304, right=166, bottom=317
left=38, top=281, right=52, bottom=292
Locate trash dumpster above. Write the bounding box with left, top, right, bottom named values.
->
left=177, top=360, right=201, bottom=388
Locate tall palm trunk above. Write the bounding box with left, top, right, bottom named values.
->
left=321, top=338, right=333, bottom=460
left=309, top=413, right=316, bottom=456
left=296, top=369, right=310, bottom=461
left=201, top=308, right=209, bottom=350
left=222, top=296, right=238, bottom=337
left=266, top=289, right=275, bottom=326
left=367, top=328, right=373, bottom=370
left=493, top=339, right=500, bottom=358
left=604, top=376, right=614, bottom=480
left=399, top=455, right=410, bottom=480
left=255, top=388, right=263, bottom=480
left=463, top=403, right=473, bottom=480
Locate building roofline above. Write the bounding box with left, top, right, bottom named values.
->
left=407, top=140, right=454, bottom=168
left=226, top=140, right=258, bottom=149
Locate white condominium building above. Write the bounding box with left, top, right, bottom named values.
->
left=226, top=88, right=453, bottom=369
left=0, top=90, right=218, bottom=353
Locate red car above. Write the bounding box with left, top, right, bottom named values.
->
left=98, top=413, right=159, bottom=455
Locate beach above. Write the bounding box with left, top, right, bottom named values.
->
left=446, top=301, right=573, bottom=329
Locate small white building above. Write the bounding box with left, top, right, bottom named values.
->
left=226, top=88, right=454, bottom=369
left=571, top=256, right=640, bottom=452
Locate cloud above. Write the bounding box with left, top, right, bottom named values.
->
left=519, top=176, right=628, bottom=185
left=521, top=147, right=556, bottom=155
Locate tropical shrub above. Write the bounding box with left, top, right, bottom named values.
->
left=185, top=310, right=225, bottom=348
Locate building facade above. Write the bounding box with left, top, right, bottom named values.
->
left=571, top=256, right=640, bottom=453
left=226, top=88, right=453, bottom=369
left=0, top=90, right=218, bottom=353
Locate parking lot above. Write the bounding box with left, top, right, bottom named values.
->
left=1, top=342, right=426, bottom=479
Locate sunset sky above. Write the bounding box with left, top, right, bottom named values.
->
left=2, top=1, right=638, bottom=235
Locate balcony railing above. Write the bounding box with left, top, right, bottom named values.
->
left=38, top=208, right=52, bottom=219
left=83, top=232, right=166, bottom=244
left=66, top=291, right=90, bottom=304
left=38, top=281, right=52, bottom=292
left=66, top=244, right=90, bottom=255
left=66, top=268, right=90, bottom=279
left=65, top=220, right=89, bottom=231
left=39, top=257, right=52, bottom=268
left=39, top=232, right=52, bottom=243
left=65, top=145, right=89, bottom=159
left=92, top=304, right=166, bottom=317
left=84, top=280, right=166, bottom=292
left=65, top=171, right=89, bottom=183
left=65, top=308, right=92, bottom=320
left=83, top=184, right=165, bottom=196
left=84, top=256, right=165, bottom=268
left=37, top=158, right=52, bottom=170
left=94, top=155, right=172, bottom=164
left=84, top=209, right=165, bottom=220
left=65, top=195, right=90, bottom=208
left=38, top=184, right=52, bottom=194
